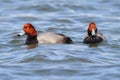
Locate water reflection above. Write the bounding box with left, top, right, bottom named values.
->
left=27, top=44, right=38, bottom=49
left=88, top=43, right=99, bottom=48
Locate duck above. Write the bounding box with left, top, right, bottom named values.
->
left=23, top=23, right=73, bottom=45
left=83, top=22, right=105, bottom=44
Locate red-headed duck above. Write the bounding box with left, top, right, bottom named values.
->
left=23, top=23, right=73, bottom=45
left=83, top=22, right=105, bottom=43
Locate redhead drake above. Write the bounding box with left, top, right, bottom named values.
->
left=83, top=22, right=105, bottom=43
left=23, top=23, right=73, bottom=45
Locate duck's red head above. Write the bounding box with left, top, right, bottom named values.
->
left=23, top=23, right=37, bottom=36
left=88, top=22, right=97, bottom=36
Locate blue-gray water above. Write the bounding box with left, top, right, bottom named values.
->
left=0, top=0, right=120, bottom=80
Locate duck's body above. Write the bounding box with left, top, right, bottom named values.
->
left=23, top=23, right=73, bottom=45
left=37, top=32, right=73, bottom=44
left=83, top=34, right=104, bottom=43
left=83, top=22, right=105, bottom=44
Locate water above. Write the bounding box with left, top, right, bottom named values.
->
left=0, top=0, right=120, bottom=80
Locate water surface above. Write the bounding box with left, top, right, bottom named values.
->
left=0, top=0, right=120, bottom=80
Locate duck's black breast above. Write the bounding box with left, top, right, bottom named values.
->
left=25, top=36, right=38, bottom=45
left=83, top=35, right=103, bottom=44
